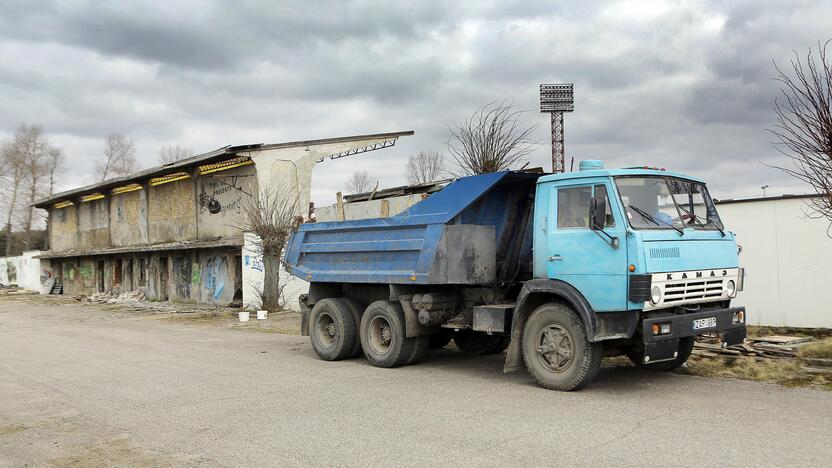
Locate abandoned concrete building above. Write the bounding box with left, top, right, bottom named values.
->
left=33, top=131, right=413, bottom=305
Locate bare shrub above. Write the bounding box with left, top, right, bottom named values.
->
left=239, top=185, right=300, bottom=312
left=769, top=41, right=832, bottom=230
left=448, top=101, right=538, bottom=176
left=345, top=170, right=373, bottom=194
left=406, top=151, right=445, bottom=185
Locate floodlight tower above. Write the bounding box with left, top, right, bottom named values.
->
left=540, top=84, right=574, bottom=173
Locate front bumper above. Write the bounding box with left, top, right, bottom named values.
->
left=640, top=306, right=746, bottom=363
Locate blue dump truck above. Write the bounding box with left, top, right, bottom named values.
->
left=284, top=160, right=746, bottom=390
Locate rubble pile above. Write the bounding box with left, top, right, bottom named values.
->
left=87, top=288, right=147, bottom=304
left=694, top=334, right=814, bottom=360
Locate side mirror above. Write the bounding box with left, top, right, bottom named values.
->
left=589, top=196, right=606, bottom=230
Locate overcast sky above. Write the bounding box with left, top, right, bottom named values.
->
left=1, top=0, right=830, bottom=206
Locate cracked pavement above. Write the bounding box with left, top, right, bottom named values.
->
left=2, top=299, right=831, bottom=466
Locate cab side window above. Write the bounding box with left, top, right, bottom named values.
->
left=557, top=186, right=592, bottom=228
left=594, top=184, right=616, bottom=227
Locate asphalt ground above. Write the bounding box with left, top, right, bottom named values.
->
left=2, top=298, right=831, bottom=467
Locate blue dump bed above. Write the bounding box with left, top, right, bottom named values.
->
left=284, top=171, right=541, bottom=285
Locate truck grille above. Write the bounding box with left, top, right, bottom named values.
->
left=663, top=279, right=724, bottom=304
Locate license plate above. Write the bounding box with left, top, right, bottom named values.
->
left=693, top=317, right=717, bottom=330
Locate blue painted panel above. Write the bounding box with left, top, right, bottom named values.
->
left=284, top=171, right=541, bottom=285
left=542, top=177, right=629, bottom=311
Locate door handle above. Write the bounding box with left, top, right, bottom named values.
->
left=548, top=255, right=563, bottom=262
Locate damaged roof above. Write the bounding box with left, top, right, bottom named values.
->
left=34, top=130, right=414, bottom=208
left=34, top=237, right=244, bottom=259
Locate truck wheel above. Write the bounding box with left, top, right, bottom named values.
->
left=309, top=298, right=357, bottom=361
left=428, top=330, right=454, bottom=349
left=360, top=301, right=420, bottom=368
left=453, top=329, right=502, bottom=355
left=626, top=337, right=695, bottom=372
left=521, top=303, right=602, bottom=391
left=339, top=297, right=365, bottom=358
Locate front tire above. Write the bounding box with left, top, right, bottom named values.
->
left=521, top=303, right=602, bottom=391
left=309, top=298, right=357, bottom=361
left=360, top=301, right=422, bottom=368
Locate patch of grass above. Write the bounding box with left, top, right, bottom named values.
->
left=747, top=325, right=832, bottom=339
left=0, top=424, right=27, bottom=436
left=799, top=338, right=832, bottom=359
left=680, top=356, right=832, bottom=390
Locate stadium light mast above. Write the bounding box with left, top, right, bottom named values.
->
left=539, top=84, right=574, bottom=173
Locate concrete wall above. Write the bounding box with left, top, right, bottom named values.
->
left=58, top=248, right=241, bottom=305
left=0, top=251, right=50, bottom=293
left=718, top=197, right=832, bottom=328
left=242, top=233, right=307, bottom=312
left=78, top=199, right=111, bottom=249
left=316, top=194, right=425, bottom=222
left=110, top=188, right=148, bottom=246
left=148, top=178, right=197, bottom=243
left=197, top=164, right=256, bottom=240
left=50, top=206, right=78, bottom=252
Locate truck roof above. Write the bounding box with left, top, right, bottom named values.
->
left=538, top=168, right=705, bottom=184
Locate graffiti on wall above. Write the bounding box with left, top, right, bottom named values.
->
left=174, top=257, right=191, bottom=299
left=244, top=255, right=263, bottom=272
left=198, top=175, right=252, bottom=217
left=191, top=263, right=201, bottom=285
left=4, top=261, right=17, bottom=283
left=204, top=256, right=227, bottom=301
left=40, top=268, right=53, bottom=286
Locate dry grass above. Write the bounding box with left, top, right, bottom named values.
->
left=679, top=355, right=832, bottom=390
left=747, top=325, right=832, bottom=339
left=799, top=338, right=832, bottom=359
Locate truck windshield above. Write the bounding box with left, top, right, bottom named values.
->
left=614, top=176, right=723, bottom=231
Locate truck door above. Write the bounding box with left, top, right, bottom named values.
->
left=547, top=182, right=628, bottom=311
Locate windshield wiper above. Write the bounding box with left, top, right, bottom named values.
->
left=628, top=205, right=684, bottom=236
left=676, top=204, right=725, bottom=237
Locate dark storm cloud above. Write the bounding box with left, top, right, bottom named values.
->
left=0, top=0, right=829, bottom=203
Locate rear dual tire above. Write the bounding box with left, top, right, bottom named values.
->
left=359, top=301, right=428, bottom=368
left=309, top=298, right=358, bottom=361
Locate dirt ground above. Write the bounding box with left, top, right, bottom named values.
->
left=3, top=294, right=832, bottom=467
left=1, top=290, right=830, bottom=391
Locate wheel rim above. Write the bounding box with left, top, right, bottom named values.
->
left=536, top=324, right=575, bottom=373
left=368, top=316, right=393, bottom=355
left=314, top=312, right=337, bottom=348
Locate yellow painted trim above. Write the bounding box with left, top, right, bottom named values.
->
left=199, top=157, right=254, bottom=175
left=80, top=193, right=106, bottom=202
left=53, top=201, right=74, bottom=209
left=149, top=172, right=190, bottom=186
left=111, top=184, right=144, bottom=195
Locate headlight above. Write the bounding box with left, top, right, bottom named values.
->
left=650, top=286, right=662, bottom=304
left=726, top=280, right=736, bottom=297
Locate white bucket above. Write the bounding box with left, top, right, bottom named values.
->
left=257, top=310, right=268, bottom=320
left=239, top=312, right=250, bottom=322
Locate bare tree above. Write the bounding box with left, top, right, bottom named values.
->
left=448, top=101, right=538, bottom=176
left=1, top=139, right=25, bottom=256
left=769, top=41, right=832, bottom=229
left=46, top=148, right=64, bottom=196
left=238, top=185, right=301, bottom=311
left=0, top=125, right=60, bottom=246
left=406, top=151, right=445, bottom=185
left=96, top=133, right=136, bottom=181
left=159, top=144, right=193, bottom=164
left=345, top=170, right=373, bottom=194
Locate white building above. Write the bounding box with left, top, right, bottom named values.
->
left=716, top=194, right=832, bottom=328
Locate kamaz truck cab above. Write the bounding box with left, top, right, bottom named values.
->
left=285, top=160, right=746, bottom=391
